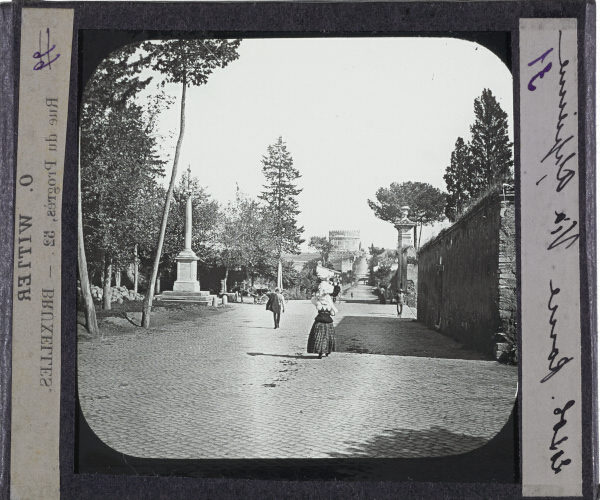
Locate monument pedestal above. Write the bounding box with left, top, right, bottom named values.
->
left=157, top=249, right=217, bottom=304
left=173, top=248, right=200, bottom=292
left=156, top=169, right=217, bottom=305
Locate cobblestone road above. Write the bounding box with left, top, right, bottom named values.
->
left=78, top=289, right=517, bottom=460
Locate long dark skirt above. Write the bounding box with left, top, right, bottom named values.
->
left=307, top=321, right=336, bottom=355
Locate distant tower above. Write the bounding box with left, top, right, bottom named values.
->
left=329, top=230, right=361, bottom=252
left=328, top=230, right=361, bottom=273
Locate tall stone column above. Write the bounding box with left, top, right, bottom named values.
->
left=394, top=206, right=416, bottom=291
left=173, top=168, right=200, bottom=293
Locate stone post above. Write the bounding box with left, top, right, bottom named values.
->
left=394, top=206, right=416, bottom=292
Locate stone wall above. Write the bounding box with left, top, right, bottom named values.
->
left=417, top=193, right=516, bottom=355
left=498, top=201, right=517, bottom=336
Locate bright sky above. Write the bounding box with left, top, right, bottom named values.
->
left=140, top=37, right=513, bottom=250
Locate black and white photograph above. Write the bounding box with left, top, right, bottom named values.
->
left=76, top=34, right=519, bottom=473
left=2, top=0, right=597, bottom=498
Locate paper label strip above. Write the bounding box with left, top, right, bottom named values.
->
left=11, top=8, right=73, bottom=500
left=520, top=18, right=582, bottom=498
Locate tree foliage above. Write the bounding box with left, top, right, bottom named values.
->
left=367, top=245, right=396, bottom=286
left=367, top=181, right=446, bottom=248
left=259, top=137, right=305, bottom=257
left=297, top=258, right=322, bottom=295
left=163, top=174, right=220, bottom=268
left=470, top=88, right=513, bottom=188
left=140, top=38, right=241, bottom=327
left=308, top=236, right=334, bottom=266
left=443, top=137, right=474, bottom=221
left=444, top=89, right=513, bottom=221
left=219, top=191, right=276, bottom=285
left=215, top=189, right=278, bottom=288
left=142, top=39, right=242, bottom=88
left=81, top=45, right=166, bottom=309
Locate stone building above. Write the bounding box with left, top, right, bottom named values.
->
left=417, top=190, right=516, bottom=355
left=329, top=230, right=361, bottom=252
left=329, top=230, right=363, bottom=274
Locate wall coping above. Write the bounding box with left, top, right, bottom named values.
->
left=419, top=191, right=515, bottom=255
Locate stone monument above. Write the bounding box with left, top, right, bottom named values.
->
left=394, top=206, right=418, bottom=300
left=158, top=167, right=215, bottom=305
left=172, top=170, right=200, bottom=292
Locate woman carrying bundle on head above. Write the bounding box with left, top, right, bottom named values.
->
left=307, top=281, right=338, bottom=358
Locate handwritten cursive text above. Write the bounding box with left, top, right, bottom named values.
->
left=550, top=399, right=575, bottom=473
left=548, top=210, right=579, bottom=250
left=539, top=30, right=577, bottom=192
left=33, top=28, right=60, bottom=71
left=540, top=280, right=574, bottom=383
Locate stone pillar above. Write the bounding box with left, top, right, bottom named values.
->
left=173, top=176, right=200, bottom=293
left=394, top=206, right=417, bottom=292
left=394, top=206, right=416, bottom=249
left=276, top=260, right=283, bottom=290
left=184, top=195, right=192, bottom=250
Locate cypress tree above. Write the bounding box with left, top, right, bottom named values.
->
left=469, top=88, right=513, bottom=192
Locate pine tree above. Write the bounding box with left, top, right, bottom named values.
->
left=259, top=137, right=305, bottom=257
left=469, top=88, right=513, bottom=192
left=367, top=181, right=446, bottom=248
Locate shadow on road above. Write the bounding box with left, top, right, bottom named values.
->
left=337, top=299, right=380, bottom=304
left=247, top=352, right=322, bottom=359
left=328, top=425, right=490, bottom=459
left=335, top=316, right=490, bottom=360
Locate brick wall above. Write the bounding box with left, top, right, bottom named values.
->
left=417, top=193, right=516, bottom=355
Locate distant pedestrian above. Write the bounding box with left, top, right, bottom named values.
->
left=332, top=282, right=341, bottom=303
left=396, top=289, right=405, bottom=316
left=266, top=287, right=285, bottom=329
left=307, top=283, right=338, bottom=358
left=351, top=292, right=354, bottom=299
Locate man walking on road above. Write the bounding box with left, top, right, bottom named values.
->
left=266, top=287, right=285, bottom=329
left=395, top=289, right=405, bottom=316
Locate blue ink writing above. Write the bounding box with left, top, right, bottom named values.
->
left=528, top=47, right=553, bottom=91
left=33, top=28, right=60, bottom=71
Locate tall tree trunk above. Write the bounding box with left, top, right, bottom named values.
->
left=133, top=244, right=139, bottom=294
left=418, top=223, right=423, bottom=251
left=77, top=134, right=99, bottom=335
left=142, top=77, right=187, bottom=328
left=223, top=267, right=229, bottom=293
left=115, top=268, right=121, bottom=287
left=102, top=253, right=112, bottom=310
